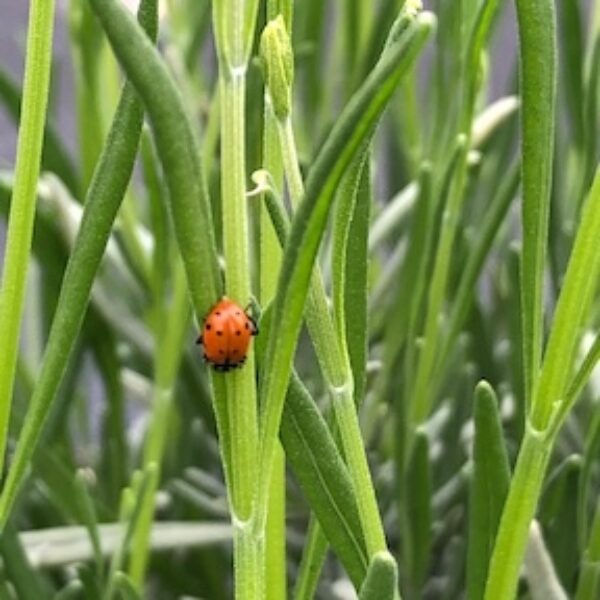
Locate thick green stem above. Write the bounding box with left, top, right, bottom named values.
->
left=219, top=71, right=259, bottom=519
left=0, top=0, right=55, bottom=475
left=484, top=424, right=551, bottom=600
left=214, top=2, right=261, bottom=595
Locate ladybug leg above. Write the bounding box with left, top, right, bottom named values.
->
left=247, top=315, right=259, bottom=336
left=196, top=334, right=203, bottom=344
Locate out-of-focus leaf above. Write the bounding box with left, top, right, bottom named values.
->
left=466, top=381, right=510, bottom=600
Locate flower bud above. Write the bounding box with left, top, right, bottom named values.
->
left=260, top=15, right=294, bottom=119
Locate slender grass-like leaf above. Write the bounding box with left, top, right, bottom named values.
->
left=460, top=0, right=502, bottom=131
left=343, top=160, right=371, bottom=405
left=89, top=0, right=220, bottom=316
left=68, top=0, right=111, bottom=188
left=0, top=0, right=159, bottom=526
left=0, top=0, right=57, bottom=477
left=403, top=430, right=431, bottom=595
left=466, top=381, right=510, bottom=600
left=558, top=0, right=584, bottom=149
left=535, top=168, right=600, bottom=429
left=516, top=0, right=557, bottom=404
left=280, top=375, right=369, bottom=587
left=255, top=307, right=369, bottom=586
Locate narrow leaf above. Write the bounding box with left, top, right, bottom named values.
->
left=404, top=430, right=431, bottom=594
left=466, top=381, right=510, bottom=600
left=280, top=374, right=369, bottom=587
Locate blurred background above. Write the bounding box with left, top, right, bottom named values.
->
left=0, top=0, right=519, bottom=167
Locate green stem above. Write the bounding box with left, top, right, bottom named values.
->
left=214, top=2, right=261, bottom=596
left=0, top=0, right=55, bottom=476
left=484, top=424, right=551, bottom=600
left=261, top=16, right=287, bottom=595
left=273, top=110, right=387, bottom=557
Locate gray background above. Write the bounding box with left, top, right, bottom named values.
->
left=0, top=1, right=520, bottom=167
left=0, top=0, right=74, bottom=167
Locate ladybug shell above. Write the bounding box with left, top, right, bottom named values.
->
left=198, top=297, right=257, bottom=371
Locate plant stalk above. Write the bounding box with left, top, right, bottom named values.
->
left=0, top=0, right=56, bottom=476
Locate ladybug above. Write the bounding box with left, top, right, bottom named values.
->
left=197, top=297, right=258, bottom=372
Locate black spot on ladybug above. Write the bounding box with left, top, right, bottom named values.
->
left=245, top=322, right=249, bottom=329
left=217, top=331, right=223, bottom=336
left=206, top=323, right=211, bottom=330
left=236, top=311, right=241, bottom=316
left=216, top=311, right=221, bottom=316
left=236, top=330, right=241, bottom=336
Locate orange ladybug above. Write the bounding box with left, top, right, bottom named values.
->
left=197, top=297, right=258, bottom=372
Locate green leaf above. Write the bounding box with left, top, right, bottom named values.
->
left=536, top=167, right=600, bottom=430
left=466, top=381, right=510, bottom=600
left=280, top=375, right=369, bottom=587
left=344, top=158, right=371, bottom=406
left=517, top=0, right=557, bottom=406
left=89, top=0, right=220, bottom=318
left=403, top=430, right=431, bottom=594
left=358, top=551, right=398, bottom=600
left=0, top=0, right=57, bottom=482
left=558, top=0, right=585, bottom=148
left=332, top=150, right=370, bottom=406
